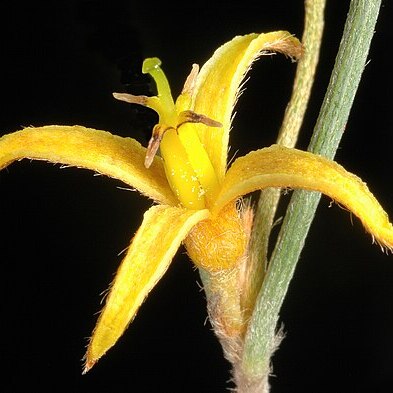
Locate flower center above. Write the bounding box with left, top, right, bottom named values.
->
left=115, top=58, right=222, bottom=209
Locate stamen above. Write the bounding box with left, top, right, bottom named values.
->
left=176, top=64, right=200, bottom=112
left=177, top=110, right=222, bottom=129
left=112, top=93, right=148, bottom=106
left=159, top=128, right=206, bottom=209
left=176, top=119, right=221, bottom=205
left=145, top=124, right=174, bottom=168
left=113, top=92, right=164, bottom=116
left=181, top=64, right=199, bottom=96
left=113, top=57, right=220, bottom=209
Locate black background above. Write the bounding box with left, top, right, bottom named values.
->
left=1, top=1, right=392, bottom=392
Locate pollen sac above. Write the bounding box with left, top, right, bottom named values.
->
left=184, top=202, right=247, bottom=271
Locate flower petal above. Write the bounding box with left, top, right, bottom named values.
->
left=213, top=145, right=393, bottom=249
left=193, top=31, right=302, bottom=181
left=83, top=204, right=210, bottom=372
left=0, top=125, right=177, bottom=205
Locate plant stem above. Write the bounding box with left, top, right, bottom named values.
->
left=242, top=0, right=382, bottom=380
left=245, top=0, right=325, bottom=322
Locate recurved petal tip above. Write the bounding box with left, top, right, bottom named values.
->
left=82, top=358, right=96, bottom=375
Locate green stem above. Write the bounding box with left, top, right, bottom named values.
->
left=245, top=0, right=325, bottom=319
left=242, top=0, right=382, bottom=379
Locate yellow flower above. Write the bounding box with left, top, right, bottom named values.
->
left=1, top=31, right=392, bottom=373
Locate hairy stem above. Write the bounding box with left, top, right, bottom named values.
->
left=244, top=0, right=326, bottom=323
left=241, top=0, right=382, bottom=383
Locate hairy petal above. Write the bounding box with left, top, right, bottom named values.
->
left=84, top=205, right=210, bottom=372
left=0, top=125, right=177, bottom=205
left=213, top=145, right=393, bottom=249
left=193, top=31, right=303, bottom=181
